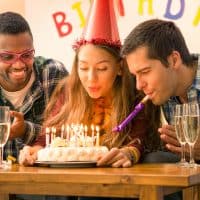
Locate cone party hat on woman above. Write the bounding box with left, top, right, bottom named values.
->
left=73, top=0, right=122, bottom=50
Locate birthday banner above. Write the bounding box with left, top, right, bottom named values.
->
left=25, top=0, right=200, bottom=71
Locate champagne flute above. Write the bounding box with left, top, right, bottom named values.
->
left=182, top=103, right=200, bottom=167
left=174, top=104, right=187, bottom=166
left=0, top=106, right=10, bottom=168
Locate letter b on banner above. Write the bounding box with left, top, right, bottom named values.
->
left=52, top=12, right=72, bottom=37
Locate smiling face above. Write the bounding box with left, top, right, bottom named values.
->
left=77, top=44, right=121, bottom=99
left=0, top=32, right=34, bottom=91
left=126, top=46, right=177, bottom=105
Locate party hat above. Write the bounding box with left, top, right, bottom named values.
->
left=73, top=0, right=122, bottom=50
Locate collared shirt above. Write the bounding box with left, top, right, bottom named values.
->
left=162, top=54, right=200, bottom=124
left=0, top=56, right=68, bottom=159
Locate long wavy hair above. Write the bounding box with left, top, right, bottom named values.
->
left=43, top=44, right=160, bottom=149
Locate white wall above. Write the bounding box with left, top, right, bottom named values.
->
left=2, top=0, right=200, bottom=72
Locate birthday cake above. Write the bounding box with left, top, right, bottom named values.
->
left=37, top=145, right=108, bottom=162
left=37, top=125, right=109, bottom=162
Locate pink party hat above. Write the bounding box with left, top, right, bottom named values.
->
left=73, top=0, right=123, bottom=50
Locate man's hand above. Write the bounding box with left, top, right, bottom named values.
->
left=193, top=137, right=200, bottom=161
left=158, top=124, right=180, bottom=151
left=9, top=111, right=26, bottom=140
left=158, top=124, right=200, bottom=161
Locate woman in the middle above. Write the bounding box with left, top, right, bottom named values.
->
left=19, top=0, right=160, bottom=168
left=19, top=39, right=160, bottom=167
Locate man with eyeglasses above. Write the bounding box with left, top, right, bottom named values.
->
left=0, top=12, right=68, bottom=163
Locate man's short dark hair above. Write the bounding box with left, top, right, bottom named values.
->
left=121, top=19, right=193, bottom=66
left=0, top=11, right=33, bottom=38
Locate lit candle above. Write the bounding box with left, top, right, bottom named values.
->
left=61, top=124, right=65, bottom=139
left=45, top=127, right=50, bottom=147
left=80, top=123, right=84, bottom=137
left=84, top=125, right=88, bottom=147
left=70, top=124, right=74, bottom=139
left=84, top=125, right=88, bottom=138
left=50, top=127, right=53, bottom=142
left=66, top=124, right=70, bottom=141
left=52, top=127, right=56, bottom=140
left=95, top=126, right=100, bottom=147
left=91, top=124, right=94, bottom=146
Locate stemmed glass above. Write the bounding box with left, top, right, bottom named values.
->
left=0, top=106, right=10, bottom=168
left=174, top=104, right=187, bottom=166
left=182, top=103, right=200, bottom=167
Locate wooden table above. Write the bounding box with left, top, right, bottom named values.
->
left=0, top=163, right=199, bottom=200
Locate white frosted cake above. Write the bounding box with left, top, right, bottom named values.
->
left=37, top=136, right=108, bottom=162
left=37, top=145, right=108, bottom=162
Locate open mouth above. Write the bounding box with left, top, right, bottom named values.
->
left=9, top=68, right=28, bottom=80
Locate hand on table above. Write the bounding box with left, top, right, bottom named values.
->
left=97, top=147, right=132, bottom=168
left=19, top=145, right=42, bottom=166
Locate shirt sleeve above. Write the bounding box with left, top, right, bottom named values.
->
left=33, top=92, right=65, bottom=147
left=23, top=120, right=42, bottom=145
left=124, top=109, right=150, bottom=162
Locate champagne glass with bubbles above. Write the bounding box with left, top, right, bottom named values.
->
left=0, top=106, right=10, bottom=168
left=174, top=104, right=187, bottom=166
left=182, top=103, right=200, bottom=167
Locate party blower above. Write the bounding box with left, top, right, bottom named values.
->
left=112, top=95, right=149, bottom=132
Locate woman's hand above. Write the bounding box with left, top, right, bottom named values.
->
left=19, top=145, right=42, bottom=166
left=97, top=147, right=132, bottom=168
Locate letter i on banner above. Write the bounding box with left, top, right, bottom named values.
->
left=72, top=1, right=86, bottom=28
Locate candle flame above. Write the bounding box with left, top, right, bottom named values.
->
left=46, top=127, right=50, bottom=134
left=91, top=124, right=94, bottom=131
left=95, top=125, right=99, bottom=132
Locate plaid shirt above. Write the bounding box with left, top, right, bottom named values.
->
left=162, top=54, right=200, bottom=124
left=0, top=56, right=68, bottom=159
